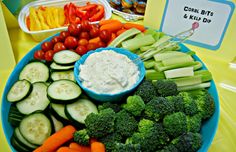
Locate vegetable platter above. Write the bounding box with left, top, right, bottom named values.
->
left=2, top=20, right=219, bottom=152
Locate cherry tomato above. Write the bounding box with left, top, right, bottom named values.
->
left=78, top=39, right=89, bottom=46
left=99, top=30, right=111, bottom=43
left=53, top=42, right=66, bottom=52
left=64, top=36, right=78, bottom=49
left=81, top=20, right=91, bottom=31
left=51, top=36, right=63, bottom=44
left=44, top=50, right=54, bottom=61
left=87, top=43, right=98, bottom=51
left=60, top=31, right=70, bottom=40
left=79, top=32, right=90, bottom=40
left=89, top=27, right=100, bottom=38
left=75, top=45, right=87, bottom=55
left=41, top=41, right=53, bottom=52
left=34, top=50, right=45, bottom=60
left=68, top=23, right=81, bottom=36
left=98, top=41, right=106, bottom=48
left=90, top=24, right=99, bottom=30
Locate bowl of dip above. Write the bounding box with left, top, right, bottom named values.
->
left=74, top=47, right=145, bottom=102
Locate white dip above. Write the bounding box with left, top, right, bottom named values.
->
left=79, top=50, right=140, bottom=94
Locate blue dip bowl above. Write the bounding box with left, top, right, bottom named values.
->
left=74, top=47, right=146, bottom=102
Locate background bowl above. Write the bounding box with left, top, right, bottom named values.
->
left=74, top=47, right=146, bottom=102
left=1, top=33, right=219, bottom=152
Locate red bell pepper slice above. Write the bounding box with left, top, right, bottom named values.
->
left=75, top=7, right=90, bottom=20
left=89, top=4, right=104, bottom=22
left=68, top=3, right=81, bottom=24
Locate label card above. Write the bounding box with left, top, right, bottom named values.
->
left=160, top=0, right=235, bottom=50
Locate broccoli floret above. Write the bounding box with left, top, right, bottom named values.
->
left=99, top=132, right=122, bottom=152
left=73, top=129, right=90, bottom=146
left=122, top=95, right=145, bottom=117
left=115, top=110, right=138, bottom=138
left=178, top=92, right=198, bottom=116
left=166, top=96, right=185, bottom=112
left=127, top=119, right=169, bottom=151
left=112, top=143, right=141, bottom=152
left=172, top=132, right=202, bottom=152
left=98, top=102, right=121, bottom=113
left=144, top=97, right=174, bottom=122
left=134, top=80, right=157, bottom=103
left=85, top=108, right=116, bottom=138
left=195, top=91, right=215, bottom=120
left=187, top=114, right=202, bottom=133
left=154, top=79, right=178, bottom=97
left=156, top=144, right=179, bottom=152
left=163, top=112, right=187, bottom=137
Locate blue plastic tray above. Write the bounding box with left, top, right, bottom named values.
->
left=1, top=33, right=220, bottom=152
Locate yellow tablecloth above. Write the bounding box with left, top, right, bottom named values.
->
left=1, top=12, right=236, bottom=152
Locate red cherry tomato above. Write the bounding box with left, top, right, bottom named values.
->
left=75, top=45, right=88, bottom=55
left=97, top=41, right=106, bottom=48
left=64, top=36, right=78, bottom=49
left=87, top=43, right=98, bottom=51
left=34, top=50, right=45, bottom=60
left=60, top=31, right=70, bottom=40
left=99, top=30, right=111, bottom=43
left=41, top=41, right=53, bottom=52
left=78, top=39, right=89, bottom=46
left=44, top=50, right=54, bottom=61
left=53, top=42, right=66, bottom=52
left=90, top=24, right=99, bottom=30
left=51, top=36, right=63, bottom=44
left=89, top=27, right=100, bottom=38
left=68, top=23, right=81, bottom=36
left=81, top=20, right=91, bottom=31
left=79, top=32, right=90, bottom=40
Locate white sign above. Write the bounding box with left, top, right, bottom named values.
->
left=161, top=0, right=235, bottom=50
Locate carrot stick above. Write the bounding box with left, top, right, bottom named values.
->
left=40, top=125, right=76, bottom=152
left=108, top=33, right=117, bottom=45
left=99, top=19, right=120, bottom=26
left=100, top=21, right=123, bottom=33
left=123, top=23, right=145, bottom=32
left=57, top=147, right=79, bottom=152
left=91, top=142, right=105, bottom=152
left=116, top=29, right=127, bottom=36
left=69, top=142, right=91, bottom=152
left=89, top=37, right=101, bottom=44
left=33, top=145, right=43, bottom=152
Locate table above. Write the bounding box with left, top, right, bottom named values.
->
left=1, top=12, right=236, bottom=152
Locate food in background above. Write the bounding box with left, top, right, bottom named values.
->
left=108, top=0, right=147, bottom=15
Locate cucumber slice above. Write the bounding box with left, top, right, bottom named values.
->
left=16, top=82, right=50, bottom=115
left=50, top=62, right=74, bottom=71
left=8, top=104, right=25, bottom=127
left=11, top=136, right=30, bottom=152
left=53, top=50, right=80, bottom=65
left=13, top=128, right=38, bottom=150
left=7, top=80, right=32, bottom=102
left=19, top=62, right=49, bottom=83
left=19, top=113, right=52, bottom=145
left=47, top=80, right=81, bottom=103
left=50, top=115, right=64, bottom=132
left=65, top=99, right=98, bottom=124
left=51, top=70, right=75, bottom=82
left=51, top=103, right=69, bottom=120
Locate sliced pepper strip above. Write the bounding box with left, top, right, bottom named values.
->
left=89, top=4, right=104, bottom=22
left=68, top=3, right=81, bottom=24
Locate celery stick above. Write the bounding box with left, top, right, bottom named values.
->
left=171, top=75, right=202, bottom=87
left=177, top=82, right=211, bottom=91
left=140, top=45, right=154, bottom=52
left=144, top=59, right=156, bottom=69
left=162, top=55, right=193, bottom=66
left=145, top=69, right=165, bottom=80
left=192, top=61, right=202, bottom=70
left=109, top=28, right=141, bottom=47
left=134, top=33, right=145, bottom=38
left=164, top=67, right=194, bottom=79
left=152, top=35, right=171, bottom=48
left=194, top=70, right=212, bottom=82
left=154, top=61, right=196, bottom=72
left=122, top=35, right=155, bottom=51
left=186, top=50, right=196, bottom=56
left=154, top=51, right=187, bottom=61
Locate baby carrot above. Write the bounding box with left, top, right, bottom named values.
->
left=108, top=33, right=117, bottom=45
left=116, top=29, right=127, bottom=36
left=33, top=145, right=43, bottom=152
left=89, top=37, right=101, bottom=44
left=57, top=147, right=79, bottom=152
left=123, top=23, right=145, bottom=32
left=91, top=142, right=105, bottom=152
left=99, top=19, right=120, bottom=26
left=40, top=125, right=76, bottom=152
left=100, top=21, right=123, bottom=33
left=69, top=142, right=91, bottom=152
